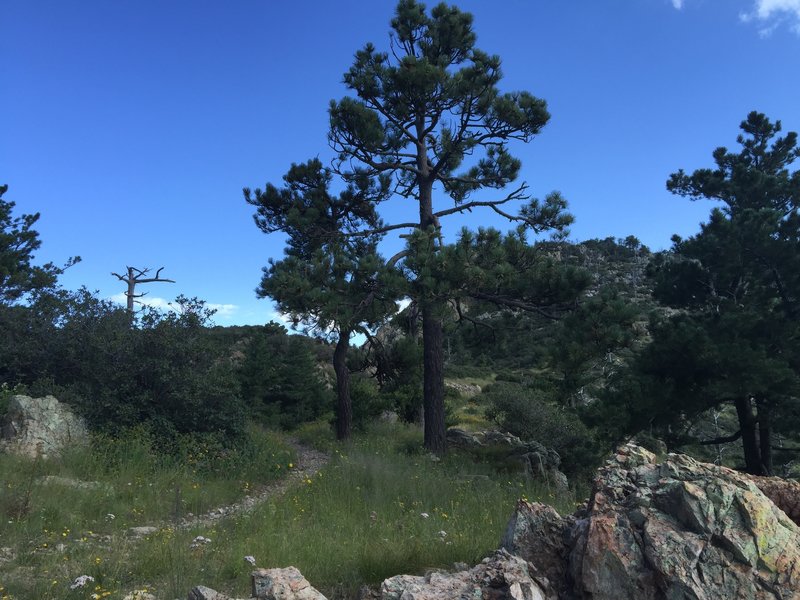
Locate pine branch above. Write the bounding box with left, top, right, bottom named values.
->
left=699, top=430, right=743, bottom=445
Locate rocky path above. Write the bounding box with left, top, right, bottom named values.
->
left=129, top=437, right=330, bottom=537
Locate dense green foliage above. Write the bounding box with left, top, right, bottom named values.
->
left=482, top=382, right=601, bottom=478
left=239, top=323, right=333, bottom=430
left=0, top=291, right=247, bottom=439
left=245, top=159, right=402, bottom=439
left=593, top=113, right=800, bottom=474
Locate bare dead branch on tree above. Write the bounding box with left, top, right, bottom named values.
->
left=111, top=266, right=176, bottom=312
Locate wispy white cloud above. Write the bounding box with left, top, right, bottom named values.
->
left=741, top=0, right=800, bottom=35
left=206, top=303, right=238, bottom=320
left=109, top=293, right=239, bottom=322
left=266, top=309, right=296, bottom=327
left=673, top=0, right=800, bottom=34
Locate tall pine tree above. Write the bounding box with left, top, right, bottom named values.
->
left=329, top=0, right=569, bottom=453
left=642, top=112, right=800, bottom=474
left=245, top=160, right=402, bottom=439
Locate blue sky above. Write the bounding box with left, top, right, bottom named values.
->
left=2, top=0, right=799, bottom=326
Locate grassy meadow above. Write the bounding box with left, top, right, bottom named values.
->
left=0, top=421, right=576, bottom=600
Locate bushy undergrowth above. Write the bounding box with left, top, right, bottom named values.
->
left=238, top=323, right=333, bottom=430
left=0, top=292, right=247, bottom=439
left=482, top=382, right=603, bottom=479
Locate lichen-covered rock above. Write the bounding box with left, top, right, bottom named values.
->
left=501, top=501, right=573, bottom=599
left=568, top=443, right=800, bottom=599
left=380, top=549, right=547, bottom=600
left=751, top=474, right=800, bottom=527
left=0, top=395, right=87, bottom=458
left=187, top=586, right=237, bottom=600
left=251, top=566, right=327, bottom=600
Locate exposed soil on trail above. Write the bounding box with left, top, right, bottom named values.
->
left=129, top=437, right=330, bottom=536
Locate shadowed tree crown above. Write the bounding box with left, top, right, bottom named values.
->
left=619, top=112, right=800, bottom=475
left=329, top=0, right=565, bottom=224
left=0, top=184, right=80, bottom=305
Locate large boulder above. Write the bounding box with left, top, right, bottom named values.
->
left=0, top=395, right=87, bottom=458
left=501, top=501, right=574, bottom=599
left=557, top=443, right=799, bottom=599
left=381, top=549, right=548, bottom=600
left=502, top=443, right=800, bottom=599
left=750, top=474, right=800, bottom=527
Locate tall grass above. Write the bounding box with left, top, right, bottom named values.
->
left=0, top=423, right=574, bottom=600
left=0, top=426, right=293, bottom=600
left=126, top=423, right=575, bottom=599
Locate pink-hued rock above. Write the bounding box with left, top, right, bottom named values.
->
left=566, top=443, right=800, bottom=599
left=751, top=474, right=800, bottom=526
left=501, top=444, right=800, bottom=599
left=251, top=566, right=327, bottom=600
left=381, top=549, right=547, bottom=600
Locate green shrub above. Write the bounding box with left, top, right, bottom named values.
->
left=0, top=291, right=247, bottom=440
left=239, top=324, right=332, bottom=430
left=349, top=376, right=391, bottom=431
left=483, top=382, right=602, bottom=479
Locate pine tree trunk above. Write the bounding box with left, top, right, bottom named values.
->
left=757, top=399, right=773, bottom=476
left=735, top=396, right=763, bottom=475
left=333, top=330, right=352, bottom=441
left=422, top=304, right=446, bottom=455
left=415, top=118, right=446, bottom=455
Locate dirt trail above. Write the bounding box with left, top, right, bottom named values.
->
left=132, top=437, right=330, bottom=535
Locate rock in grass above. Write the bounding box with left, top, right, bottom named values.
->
left=251, top=566, right=328, bottom=600
left=127, top=526, right=159, bottom=538
left=0, top=395, right=87, bottom=459
left=187, top=586, right=235, bottom=600
left=380, top=549, right=547, bottom=600
left=123, top=592, right=158, bottom=600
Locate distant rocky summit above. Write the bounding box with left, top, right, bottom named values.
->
left=0, top=394, right=87, bottom=458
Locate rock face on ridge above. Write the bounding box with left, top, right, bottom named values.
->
left=0, top=395, right=87, bottom=458
left=502, top=443, right=800, bottom=599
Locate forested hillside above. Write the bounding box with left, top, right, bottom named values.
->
left=2, top=0, right=798, bottom=492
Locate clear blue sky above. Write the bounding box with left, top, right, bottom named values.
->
left=3, top=0, right=799, bottom=325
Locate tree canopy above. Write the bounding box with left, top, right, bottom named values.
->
left=245, top=159, right=402, bottom=439
left=0, top=184, right=79, bottom=304
left=606, top=112, right=800, bottom=474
